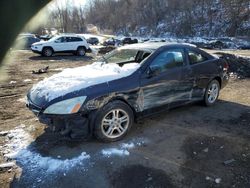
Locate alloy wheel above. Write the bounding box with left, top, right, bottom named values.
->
left=101, top=109, right=129, bottom=139
left=207, top=83, right=219, bottom=104
left=78, top=48, right=85, bottom=56
left=44, top=49, right=52, bottom=56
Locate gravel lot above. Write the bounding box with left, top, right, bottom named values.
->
left=0, top=49, right=250, bottom=188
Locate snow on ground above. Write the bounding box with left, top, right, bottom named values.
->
left=30, top=62, right=140, bottom=101
left=3, top=125, right=32, bottom=159
left=1, top=125, right=149, bottom=188
left=2, top=125, right=148, bottom=174
left=23, top=79, right=32, bottom=83
left=16, top=149, right=90, bottom=172
left=9, top=81, right=16, bottom=84
left=52, top=68, right=64, bottom=71
left=3, top=126, right=90, bottom=173
left=101, top=148, right=130, bottom=157
left=101, top=139, right=147, bottom=157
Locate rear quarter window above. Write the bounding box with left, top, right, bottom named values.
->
left=150, top=49, right=184, bottom=73
left=188, top=50, right=208, bottom=65
left=74, top=37, right=83, bottom=42
left=66, top=37, right=83, bottom=42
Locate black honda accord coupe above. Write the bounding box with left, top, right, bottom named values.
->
left=26, top=43, right=229, bottom=141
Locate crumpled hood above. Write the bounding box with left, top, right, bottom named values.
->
left=30, top=62, right=140, bottom=102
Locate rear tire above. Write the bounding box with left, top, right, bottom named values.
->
left=42, top=47, right=53, bottom=57
left=77, top=47, right=86, bottom=56
left=94, top=101, right=134, bottom=142
left=204, top=80, right=220, bottom=106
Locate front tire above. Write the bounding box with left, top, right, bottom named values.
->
left=94, top=101, right=134, bottom=142
left=42, top=47, right=53, bottom=57
left=204, top=80, right=220, bottom=106
left=77, top=47, right=86, bottom=56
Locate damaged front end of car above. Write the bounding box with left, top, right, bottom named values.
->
left=26, top=93, right=95, bottom=139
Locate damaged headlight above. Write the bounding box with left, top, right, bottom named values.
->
left=44, top=96, right=87, bottom=115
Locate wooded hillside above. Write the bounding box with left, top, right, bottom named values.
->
left=85, top=0, right=250, bottom=37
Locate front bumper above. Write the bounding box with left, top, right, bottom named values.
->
left=31, top=46, right=42, bottom=54
left=26, top=99, right=92, bottom=138
left=31, top=49, right=42, bottom=54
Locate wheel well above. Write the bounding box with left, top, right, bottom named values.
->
left=214, top=77, right=222, bottom=87
left=77, top=46, right=86, bottom=50
left=108, top=98, right=136, bottom=120
left=42, top=46, right=54, bottom=52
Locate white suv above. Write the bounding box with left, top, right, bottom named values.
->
left=31, top=35, right=90, bottom=57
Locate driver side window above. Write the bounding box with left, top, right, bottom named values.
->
left=150, top=49, right=184, bottom=74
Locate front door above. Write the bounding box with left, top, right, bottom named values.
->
left=140, top=48, right=193, bottom=111
left=53, top=37, right=68, bottom=51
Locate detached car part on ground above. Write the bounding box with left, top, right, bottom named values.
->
left=31, top=35, right=91, bottom=57
left=26, top=43, right=229, bottom=142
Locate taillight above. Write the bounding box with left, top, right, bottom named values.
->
left=223, top=62, right=229, bottom=71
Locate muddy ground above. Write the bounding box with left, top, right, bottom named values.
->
left=0, top=50, right=249, bottom=188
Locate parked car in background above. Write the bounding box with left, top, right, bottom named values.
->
left=121, top=37, right=138, bottom=45
left=38, top=34, right=54, bottom=41
left=18, top=33, right=37, bottom=38
left=27, top=43, right=229, bottom=141
left=192, top=38, right=238, bottom=50
left=14, top=35, right=40, bottom=50
left=239, top=45, right=250, bottom=50
left=103, top=38, right=122, bottom=46
left=31, top=34, right=90, bottom=57
left=87, top=37, right=99, bottom=45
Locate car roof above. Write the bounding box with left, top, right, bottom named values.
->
left=57, top=34, right=84, bottom=38
left=119, top=42, right=197, bottom=51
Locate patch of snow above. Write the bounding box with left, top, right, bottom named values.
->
left=4, top=126, right=32, bottom=156
left=101, top=148, right=130, bottom=157
left=0, top=131, right=9, bottom=136
left=9, top=81, right=16, bottom=84
left=30, top=62, right=140, bottom=101
left=0, top=162, right=15, bottom=168
left=215, top=178, right=222, bottom=184
left=89, top=46, right=99, bottom=56
left=101, top=139, right=147, bottom=157
left=3, top=126, right=90, bottom=173
left=16, top=149, right=90, bottom=172
left=121, top=143, right=135, bottom=149
left=52, top=68, right=64, bottom=71
left=23, top=79, right=32, bottom=82
left=17, top=97, right=26, bottom=103
left=206, top=176, right=212, bottom=181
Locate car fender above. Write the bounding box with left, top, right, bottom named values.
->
left=84, top=91, right=139, bottom=112
left=76, top=45, right=87, bottom=51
